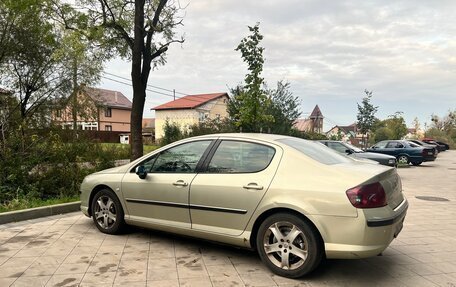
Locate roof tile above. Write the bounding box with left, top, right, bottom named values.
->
left=153, top=93, right=228, bottom=110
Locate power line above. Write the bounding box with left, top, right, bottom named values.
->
left=104, top=72, right=188, bottom=96
left=101, top=75, right=230, bottom=108
left=101, top=76, right=176, bottom=98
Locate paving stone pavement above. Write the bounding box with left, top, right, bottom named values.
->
left=0, top=151, right=455, bottom=287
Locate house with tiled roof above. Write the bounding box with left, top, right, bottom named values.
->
left=53, top=87, right=132, bottom=132
left=153, top=92, right=229, bottom=139
left=326, top=123, right=367, bottom=146
left=293, top=105, right=324, bottom=133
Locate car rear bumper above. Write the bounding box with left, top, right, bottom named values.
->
left=322, top=199, right=408, bottom=259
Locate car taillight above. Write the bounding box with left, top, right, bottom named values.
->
left=346, top=182, right=387, bottom=208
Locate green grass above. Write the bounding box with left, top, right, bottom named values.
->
left=0, top=196, right=80, bottom=213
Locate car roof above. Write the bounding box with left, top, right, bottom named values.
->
left=188, top=133, right=292, bottom=142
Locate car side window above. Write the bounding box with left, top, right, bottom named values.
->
left=150, top=140, right=212, bottom=173
left=207, top=141, right=275, bottom=173
left=327, top=142, right=348, bottom=154
left=386, top=141, right=398, bottom=148
left=140, top=154, right=158, bottom=172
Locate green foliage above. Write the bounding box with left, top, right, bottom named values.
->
left=230, top=23, right=274, bottom=131
left=161, top=120, right=185, bottom=146
left=289, top=129, right=328, bottom=140
left=384, top=112, right=408, bottom=139
left=357, top=90, right=378, bottom=148
left=187, top=118, right=237, bottom=137
left=267, top=81, right=301, bottom=134
left=229, top=24, right=300, bottom=134
left=373, top=127, right=394, bottom=142
left=0, top=196, right=79, bottom=213
left=0, top=129, right=127, bottom=208
left=427, top=110, right=456, bottom=148
left=370, top=112, right=408, bottom=143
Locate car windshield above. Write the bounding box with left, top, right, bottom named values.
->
left=344, top=142, right=363, bottom=153
left=277, top=137, right=352, bottom=165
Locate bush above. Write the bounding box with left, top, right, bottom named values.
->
left=0, top=128, right=126, bottom=207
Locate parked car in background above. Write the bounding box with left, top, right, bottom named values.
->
left=422, top=138, right=449, bottom=151
left=80, top=133, right=408, bottom=278
left=366, top=140, right=437, bottom=166
left=408, top=140, right=439, bottom=154
left=319, top=140, right=397, bottom=167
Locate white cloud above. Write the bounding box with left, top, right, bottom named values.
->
left=102, top=0, right=456, bottom=130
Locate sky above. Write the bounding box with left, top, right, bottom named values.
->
left=100, top=0, right=456, bottom=132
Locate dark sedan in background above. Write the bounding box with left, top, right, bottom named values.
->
left=422, top=138, right=449, bottom=151
left=319, top=140, right=397, bottom=167
left=408, top=140, right=439, bottom=154
left=366, top=140, right=437, bottom=166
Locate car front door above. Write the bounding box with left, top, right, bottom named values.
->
left=121, top=140, right=213, bottom=229
left=188, top=139, right=282, bottom=236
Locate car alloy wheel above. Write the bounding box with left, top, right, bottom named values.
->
left=91, top=189, right=125, bottom=234
left=263, top=221, right=308, bottom=270
left=397, top=155, right=409, bottom=165
left=256, top=213, right=322, bottom=278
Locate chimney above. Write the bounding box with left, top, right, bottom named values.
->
left=115, top=91, right=118, bottom=103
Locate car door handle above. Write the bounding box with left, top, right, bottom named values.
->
left=172, top=180, right=188, bottom=187
left=243, top=183, right=263, bottom=190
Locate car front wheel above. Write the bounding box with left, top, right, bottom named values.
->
left=256, top=213, right=323, bottom=278
left=91, top=189, right=125, bottom=234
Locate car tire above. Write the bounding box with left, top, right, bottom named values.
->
left=397, top=155, right=409, bottom=165
left=411, top=161, right=422, bottom=166
left=91, top=188, right=125, bottom=234
left=256, top=213, right=323, bottom=278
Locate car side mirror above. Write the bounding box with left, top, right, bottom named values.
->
left=345, top=149, right=354, bottom=155
left=135, top=165, right=147, bottom=179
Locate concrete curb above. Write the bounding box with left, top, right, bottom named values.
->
left=0, top=201, right=81, bottom=225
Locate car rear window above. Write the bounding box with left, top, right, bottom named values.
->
left=277, top=137, right=352, bottom=165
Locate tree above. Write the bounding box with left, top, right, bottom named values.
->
left=373, top=127, right=393, bottom=142
left=229, top=23, right=273, bottom=132
left=56, top=0, right=185, bottom=160
left=411, top=117, right=420, bottom=138
left=356, top=90, right=378, bottom=148
left=54, top=30, right=104, bottom=129
left=1, top=0, right=70, bottom=126
left=384, top=112, right=407, bottom=139
left=267, top=81, right=301, bottom=134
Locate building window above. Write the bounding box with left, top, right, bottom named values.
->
left=199, top=112, right=209, bottom=122
left=105, top=125, right=112, bottom=131
left=105, top=107, right=112, bottom=117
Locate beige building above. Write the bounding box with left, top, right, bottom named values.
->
left=53, top=87, right=132, bottom=132
left=153, top=93, right=229, bottom=139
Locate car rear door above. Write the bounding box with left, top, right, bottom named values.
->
left=188, top=139, right=282, bottom=236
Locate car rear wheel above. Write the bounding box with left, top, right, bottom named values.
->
left=256, top=213, right=323, bottom=278
left=411, top=161, right=422, bottom=166
left=91, top=189, right=125, bottom=234
left=397, top=155, right=409, bottom=165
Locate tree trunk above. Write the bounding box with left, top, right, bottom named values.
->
left=130, top=0, right=146, bottom=161
left=72, top=57, right=78, bottom=130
